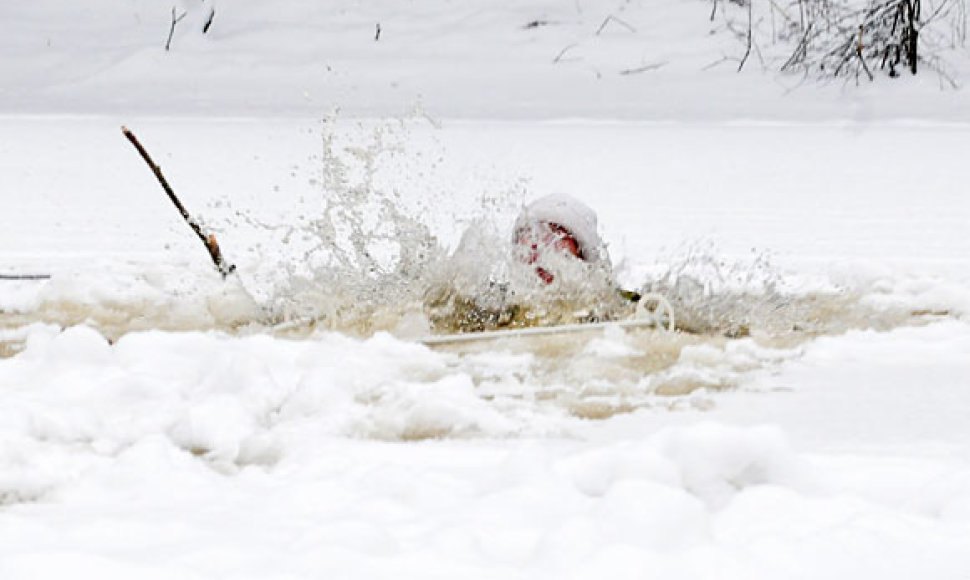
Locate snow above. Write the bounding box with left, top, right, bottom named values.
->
left=3, top=1, right=970, bottom=579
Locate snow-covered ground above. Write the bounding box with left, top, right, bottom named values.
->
left=3, top=2, right=970, bottom=579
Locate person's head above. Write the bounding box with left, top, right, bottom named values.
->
left=513, top=194, right=605, bottom=283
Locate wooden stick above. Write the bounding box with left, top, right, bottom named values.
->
left=121, top=126, right=235, bottom=278
left=0, top=273, right=51, bottom=281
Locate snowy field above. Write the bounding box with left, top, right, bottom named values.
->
left=3, top=1, right=970, bottom=579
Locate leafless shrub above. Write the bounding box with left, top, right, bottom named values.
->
left=779, top=0, right=964, bottom=81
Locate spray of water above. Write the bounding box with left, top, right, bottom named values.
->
left=257, top=114, right=522, bottom=335
left=236, top=113, right=635, bottom=338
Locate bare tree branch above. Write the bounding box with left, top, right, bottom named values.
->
left=523, top=19, right=551, bottom=29
left=596, top=15, right=637, bottom=35
left=202, top=7, right=215, bottom=34
left=165, top=7, right=187, bottom=51
left=738, top=0, right=754, bottom=70
left=121, top=126, right=235, bottom=278
left=619, top=61, right=667, bottom=75
left=553, top=43, right=580, bottom=63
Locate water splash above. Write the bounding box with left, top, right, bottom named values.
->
left=258, top=113, right=526, bottom=334
left=637, top=241, right=872, bottom=339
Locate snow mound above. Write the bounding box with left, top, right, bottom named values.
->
left=0, top=324, right=807, bottom=502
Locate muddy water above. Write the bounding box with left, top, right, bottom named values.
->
left=0, top=291, right=262, bottom=356
left=1, top=282, right=947, bottom=425
left=425, top=289, right=949, bottom=419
